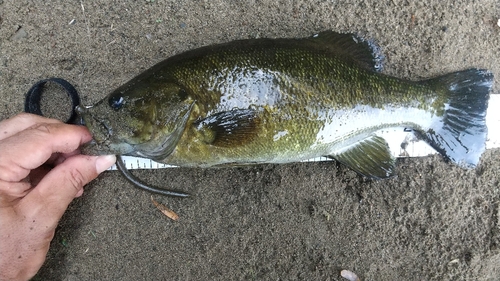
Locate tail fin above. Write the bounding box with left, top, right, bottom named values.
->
left=423, top=69, right=493, bottom=168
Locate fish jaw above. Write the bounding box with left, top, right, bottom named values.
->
left=79, top=139, right=136, bottom=156
left=76, top=105, right=137, bottom=156
left=76, top=105, right=110, bottom=143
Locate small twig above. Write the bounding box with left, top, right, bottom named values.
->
left=151, top=196, right=179, bottom=221
left=80, top=0, right=91, bottom=39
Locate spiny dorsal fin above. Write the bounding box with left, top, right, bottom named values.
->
left=331, top=135, right=396, bottom=179
left=306, top=31, right=384, bottom=72
left=195, top=109, right=260, bottom=147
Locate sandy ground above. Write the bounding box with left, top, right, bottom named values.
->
left=1, top=0, right=500, bottom=280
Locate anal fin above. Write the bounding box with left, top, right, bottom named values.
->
left=331, top=135, right=396, bottom=179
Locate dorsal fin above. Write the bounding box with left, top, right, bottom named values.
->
left=305, top=31, right=384, bottom=72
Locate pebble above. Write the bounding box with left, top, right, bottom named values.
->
left=341, top=269, right=360, bottom=281
left=10, top=27, right=27, bottom=40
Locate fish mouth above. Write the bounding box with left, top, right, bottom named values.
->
left=75, top=105, right=112, bottom=144
left=75, top=106, right=137, bottom=156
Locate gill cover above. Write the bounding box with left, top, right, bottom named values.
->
left=132, top=101, right=194, bottom=161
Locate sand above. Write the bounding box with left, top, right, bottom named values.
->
left=1, top=0, right=500, bottom=280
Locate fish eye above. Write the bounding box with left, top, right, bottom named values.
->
left=178, top=88, right=188, bottom=100
left=108, top=95, right=125, bottom=110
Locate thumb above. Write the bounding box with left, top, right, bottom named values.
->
left=21, top=154, right=116, bottom=226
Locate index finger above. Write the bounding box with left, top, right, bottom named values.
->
left=0, top=113, right=62, bottom=141
left=0, top=122, right=93, bottom=182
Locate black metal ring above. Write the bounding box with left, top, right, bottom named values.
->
left=25, top=78, right=81, bottom=124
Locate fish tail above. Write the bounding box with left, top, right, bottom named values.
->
left=423, top=68, right=493, bottom=168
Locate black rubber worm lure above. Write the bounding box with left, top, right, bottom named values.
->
left=24, top=78, right=189, bottom=197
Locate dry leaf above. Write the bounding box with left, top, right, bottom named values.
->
left=151, top=196, right=179, bottom=221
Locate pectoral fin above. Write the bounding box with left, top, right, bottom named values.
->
left=331, top=135, right=396, bottom=179
left=195, top=109, right=260, bottom=147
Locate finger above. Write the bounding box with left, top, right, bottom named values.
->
left=0, top=162, right=59, bottom=202
left=48, top=149, right=82, bottom=167
left=0, top=123, right=92, bottom=182
left=0, top=164, right=52, bottom=205
left=28, top=165, right=53, bottom=187
left=0, top=180, right=31, bottom=204
left=43, top=149, right=82, bottom=167
left=0, top=113, right=61, bottom=141
left=19, top=154, right=115, bottom=227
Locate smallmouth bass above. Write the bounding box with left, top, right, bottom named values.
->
left=77, top=31, right=493, bottom=195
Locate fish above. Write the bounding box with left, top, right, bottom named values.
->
left=76, top=31, right=493, bottom=195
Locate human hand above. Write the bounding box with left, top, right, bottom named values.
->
left=0, top=113, right=116, bottom=281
